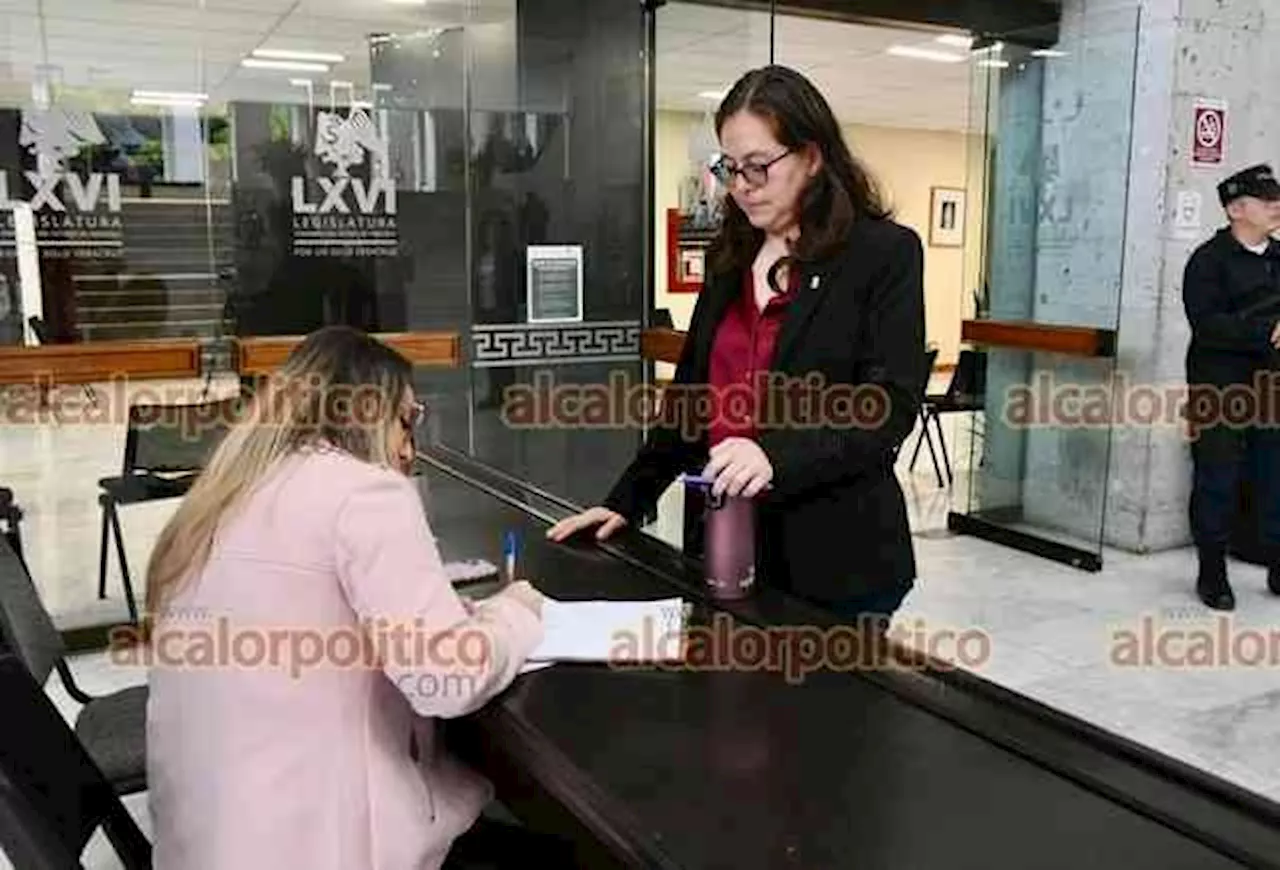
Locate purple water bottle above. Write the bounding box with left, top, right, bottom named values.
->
left=683, top=474, right=756, bottom=600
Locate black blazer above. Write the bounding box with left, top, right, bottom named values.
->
left=605, top=216, right=927, bottom=606
left=1182, top=227, right=1280, bottom=388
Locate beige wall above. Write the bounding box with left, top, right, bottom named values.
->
left=654, top=110, right=986, bottom=369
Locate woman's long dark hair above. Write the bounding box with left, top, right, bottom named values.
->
left=708, top=65, right=890, bottom=286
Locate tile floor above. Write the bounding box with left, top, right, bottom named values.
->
left=3, top=374, right=1279, bottom=868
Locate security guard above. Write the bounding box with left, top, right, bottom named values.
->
left=1183, top=163, right=1280, bottom=610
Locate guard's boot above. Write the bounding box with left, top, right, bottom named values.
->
left=1196, top=546, right=1235, bottom=611
left=1259, top=562, right=1280, bottom=598
left=1261, top=544, right=1280, bottom=596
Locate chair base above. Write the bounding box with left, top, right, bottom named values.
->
left=97, top=495, right=140, bottom=625
left=907, top=405, right=951, bottom=487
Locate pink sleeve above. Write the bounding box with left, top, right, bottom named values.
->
left=333, top=470, right=543, bottom=718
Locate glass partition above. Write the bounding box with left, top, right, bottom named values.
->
left=950, top=9, right=1142, bottom=571
left=461, top=0, right=650, bottom=507
left=642, top=0, right=777, bottom=550
left=0, top=0, right=652, bottom=634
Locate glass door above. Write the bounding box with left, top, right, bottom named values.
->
left=950, top=9, right=1144, bottom=571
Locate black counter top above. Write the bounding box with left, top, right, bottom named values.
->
left=417, top=447, right=1280, bottom=869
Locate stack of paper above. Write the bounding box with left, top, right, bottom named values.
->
left=528, top=597, right=688, bottom=664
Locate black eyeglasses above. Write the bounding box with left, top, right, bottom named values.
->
left=710, top=149, right=792, bottom=188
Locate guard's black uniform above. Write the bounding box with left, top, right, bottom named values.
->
left=1182, top=165, right=1280, bottom=607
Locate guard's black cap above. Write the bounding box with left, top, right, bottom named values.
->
left=1218, top=163, right=1280, bottom=206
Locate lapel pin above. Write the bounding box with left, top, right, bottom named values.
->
left=810, top=275, right=821, bottom=290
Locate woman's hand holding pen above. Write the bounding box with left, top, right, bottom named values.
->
left=703, top=437, right=773, bottom=498
left=496, top=580, right=543, bottom=618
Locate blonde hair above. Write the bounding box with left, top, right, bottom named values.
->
left=144, top=326, right=414, bottom=621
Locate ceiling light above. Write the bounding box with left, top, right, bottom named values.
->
left=1032, top=49, right=1068, bottom=58
left=978, top=59, right=1010, bottom=68
left=289, top=78, right=312, bottom=87
left=131, top=90, right=207, bottom=102
left=936, top=34, right=973, bottom=48
left=130, top=97, right=205, bottom=107
left=130, top=90, right=207, bottom=107
left=886, top=45, right=965, bottom=63
left=241, top=58, right=330, bottom=72
left=252, top=48, right=345, bottom=64
left=385, top=0, right=429, bottom=5
left=698, top=90, right=726, bottom=100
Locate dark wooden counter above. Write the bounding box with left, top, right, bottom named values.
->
left=417, top=446, right=1280, bottom=870
left=960, top=319, right=1117, bottom=358
left=235, top=331, right=461, bottom=376
left=0, top=338, right=202, bottom=386
left=639, top=328, right=686, bottom=366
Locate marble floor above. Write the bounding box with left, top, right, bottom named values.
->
left=3, top=375, right=1279, bottom=868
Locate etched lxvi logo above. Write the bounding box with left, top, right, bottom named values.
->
left=0, top=108, right=121, bottom=212
left=291, top=108, right=395, bottom=215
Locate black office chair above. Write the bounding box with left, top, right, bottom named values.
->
left=0, top=535, right=148, bottom=797
left=0, top=652, right=152, bottom=870
left=0, top=486, right=23, bottom=571
left=97, top=395, right=241, bottom=622
left=26, top=315, right=99, bottom=409
left=908, top=349, right=987, bottom=487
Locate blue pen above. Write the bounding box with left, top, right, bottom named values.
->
left=503, top=531, right=518, bottom=584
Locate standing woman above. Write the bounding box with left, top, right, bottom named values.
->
left=548, top=65, right=927, bottom=627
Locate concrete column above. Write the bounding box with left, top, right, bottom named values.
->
left=977, top=0, right=1280, bottom=555
left=1121, top=0, right=1280, bottom=552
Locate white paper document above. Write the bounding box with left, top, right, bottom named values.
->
left=528, top=597, right=688, bottom=663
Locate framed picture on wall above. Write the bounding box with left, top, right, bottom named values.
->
left=929, top=187, right=966, bottom=248
left=666, top=208, right=717, bottom=293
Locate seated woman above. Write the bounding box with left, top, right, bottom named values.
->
left=144, top=326, right=555, bottom=869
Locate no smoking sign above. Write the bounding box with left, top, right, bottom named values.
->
left=1192, top=99, right=1228, bottom=167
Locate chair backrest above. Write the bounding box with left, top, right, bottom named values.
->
left=923, top=347, right=940, bottom=395
left=944, top=349, right=987, bottom=402
left=0, top=535, right=66, bottom=687
left=0, top=487, right=23, bottom=570
left=123, top=395, right=242, bottom=475
left=0, top=653, right=152, bottom=870
left=26, top=316, right=50, bottom=345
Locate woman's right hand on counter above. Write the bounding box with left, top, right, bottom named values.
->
left=545, top=507, right=627, bottom=542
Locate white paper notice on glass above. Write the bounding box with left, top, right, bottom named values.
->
left=527, top=597, right=688, bottom=663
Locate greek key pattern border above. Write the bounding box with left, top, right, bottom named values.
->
left=470, top=320, right=641, bottom=368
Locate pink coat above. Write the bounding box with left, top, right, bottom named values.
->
left=145, top=446, right=543, bottom=869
